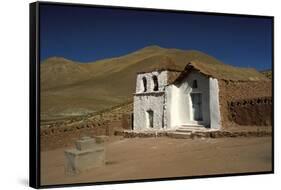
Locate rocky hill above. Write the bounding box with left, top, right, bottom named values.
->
left=41, top=45, right=265, bottom=121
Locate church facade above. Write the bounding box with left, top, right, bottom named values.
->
left=133, top=62, right=221, bottom=131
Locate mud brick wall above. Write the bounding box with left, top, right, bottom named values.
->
left=41, top=102, right=133, bottom=151
left=121, top=114, right=133, bottom=130
left=228, top=97, right=272, bottom=126
left=218, top=80, right=272, bottom=128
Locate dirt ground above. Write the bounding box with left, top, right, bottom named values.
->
left=41, top=136, right=272, bottom=186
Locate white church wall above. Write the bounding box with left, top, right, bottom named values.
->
left=133, top=94, right=165, bottom=130
left=165, top=85, right=180, bottom=129
left=134, top=70, right=168, bottom=130
left=166, top=70, right=210, bottom=128
left=209, top=78, right=221, bottom=129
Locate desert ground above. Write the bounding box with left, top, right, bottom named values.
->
left=41, top=136, right=272, bottom=185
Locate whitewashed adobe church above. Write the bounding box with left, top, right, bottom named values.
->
left=133, top=60, right=222, bottom=131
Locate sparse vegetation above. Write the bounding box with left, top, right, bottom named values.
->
left=261, top=70, right=272, bottom=79
left=41, top=46, right=267, bottom=121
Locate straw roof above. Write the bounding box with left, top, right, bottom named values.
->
left=136, top=53, right=268, bottom=82
left=137, top=56, right=182, bottom=73
left=173, top=60, right=269, bottom=83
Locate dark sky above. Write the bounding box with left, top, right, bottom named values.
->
left=40, top=4, right=273, bottom=70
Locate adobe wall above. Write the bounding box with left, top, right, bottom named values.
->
left=122, top=113, right=133, bottom=130
left=228, top=97, right=272, bottom=126
left=41, top=102, right=133, bottom=151
left=218, top=80, right=272, bottom=128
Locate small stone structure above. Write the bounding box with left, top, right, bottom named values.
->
left=64, top=136, right=105, bottom=175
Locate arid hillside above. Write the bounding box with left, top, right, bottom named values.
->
left=41, top=45, right=266, bottom=121
left=261, top=70, right=272, bottom=79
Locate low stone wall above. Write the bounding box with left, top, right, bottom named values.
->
left=114, top=130, right=168, bottom=138
left=41, top=123, right=108, bottom=151
left=41, top=102, right=133, bottom=151
left=115, top=128, right=272, bottom=139
left=228, top=97, right=272, bottom=126
left=218, top=80, right=272, bottom=128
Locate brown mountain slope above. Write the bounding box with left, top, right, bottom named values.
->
left=41, top=46, right=266, bottom=121
left=41, top=57, right=92, bottom=89
left=41, top=46, right=228, bottom=90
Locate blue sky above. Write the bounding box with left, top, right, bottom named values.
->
left=40, top=4, right=273, bottom=70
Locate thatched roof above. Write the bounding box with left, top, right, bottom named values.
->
left=173, top=60, right=269, bottom=84
left=136, top=54, right=268, bottom=82
left=137, top=56, right=182, bottom=73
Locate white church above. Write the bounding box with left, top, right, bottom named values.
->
left=133, top=60, right=222, bottom=131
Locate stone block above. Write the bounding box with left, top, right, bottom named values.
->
left=95, top=135, right=109, bottom=144
left=75, top=136, right=96, bottom=150
left=64, top=136, right=105, bottom=175
left=64, top=147, right=105, bottom=175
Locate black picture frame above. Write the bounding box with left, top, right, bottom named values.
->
left=29, top=1, right=274, bottom=189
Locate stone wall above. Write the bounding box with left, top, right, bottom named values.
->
left=228, top=97, right=272, bottom=126
left=41, top=102, right=133, bottom=151
left=121, top=114, right=133, bottom=130
left=218, top=80, right=272, bottom=128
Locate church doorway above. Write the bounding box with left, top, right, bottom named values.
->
left=190, top=93, right=203, bottom=121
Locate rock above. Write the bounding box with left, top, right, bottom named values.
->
left=75, top=136, right=96, bottom=150
left=95, top=135, right=109, bottom=144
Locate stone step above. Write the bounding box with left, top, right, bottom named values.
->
left=167, top=132, right=192, bottom=139
left=176, top=128, right=206, bottom=132
left=176, top=125, right=206, bottom=133
left=176, top=128, right=195, bottom=133
left=179, top=124, right=205, bottom=128
left=176, top=127, right=206, bottom=131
